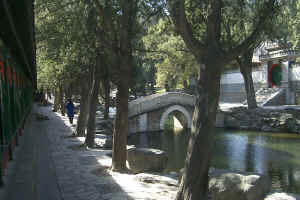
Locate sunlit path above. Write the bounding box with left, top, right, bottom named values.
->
left=1, top=104, right=62, bottom=200
left=0, top=103, right=178, bottom=200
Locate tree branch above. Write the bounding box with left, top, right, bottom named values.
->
left=224, top=0, right=277, bottom=62
left=135, top=48, right=190, bottom=55
left=92, top=0, right=120, bottom=62
left=206, top=1, right=222, bottom=45
left=167, top=0, right=204, bottom=59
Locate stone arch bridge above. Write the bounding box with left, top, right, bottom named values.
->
left=128, top=92, right=196, bottom=133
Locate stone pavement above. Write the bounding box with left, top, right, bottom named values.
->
left=0, top=104, right=178, bottom=200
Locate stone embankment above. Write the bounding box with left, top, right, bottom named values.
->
left=221, top=106, right=300, bottom=133
left=177, top=168, right=300, bottom=200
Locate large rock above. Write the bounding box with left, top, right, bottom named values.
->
left=265, top=192, right=300, bottom=200
left=209, top=169, right=271, bottom=200
left=127, top=147, right=168, bottom=173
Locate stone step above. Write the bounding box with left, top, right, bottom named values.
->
left=243, top=87, right=281, bottom=105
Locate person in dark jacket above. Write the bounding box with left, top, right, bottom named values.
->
left=66, top=99, right=75, bottom=124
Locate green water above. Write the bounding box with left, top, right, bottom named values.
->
left=128, top=129, right=300, bottom=193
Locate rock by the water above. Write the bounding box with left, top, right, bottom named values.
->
left=265, top=192, right=300, bottom=200
left=209, top=169, right=270, bottom=200
left=127, top=147, right=168, bottom=173
left=222, top=107, right=300, bottom=134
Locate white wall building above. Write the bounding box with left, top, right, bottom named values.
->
left=220, top=41, right=300, bottom=104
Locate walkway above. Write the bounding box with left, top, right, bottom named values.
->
left=0, top=104, right=61, bottom=200
left=0, top=104, right=178, bottom=200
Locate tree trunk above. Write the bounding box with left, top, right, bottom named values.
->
left=103, top=78, right=110, bottom=119
left=59, top=84, right=65, bottom=116
left=65, top=85, right=72, bottom=100
left=111, top=0, right=136, bottom=171
left=112, top=82, right=129, bottom=171
left=85, top=53, right=102, bottom=148
left=240, top=64, right=257, bottom=109
left=85, top=78, right=100, bottom=147
left=53, top=88, right=59, bottom=111
left=75, top=81, right=90, bottom=136
left=176, top=64, right=221, bottom=200
left=237, top=50, right=258, bottom=109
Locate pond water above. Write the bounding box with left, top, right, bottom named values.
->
left=128, top=129, right=300, bottom=193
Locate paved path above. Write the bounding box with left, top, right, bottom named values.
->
left=0, top=104, right=178, bottom=200
left=0, top=104, right=62, bottom=200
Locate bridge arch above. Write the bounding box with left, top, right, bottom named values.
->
left=160, top=105, right=192, bottom=130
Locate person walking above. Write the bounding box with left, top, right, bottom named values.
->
left=66, top=99, right=75, bottom=124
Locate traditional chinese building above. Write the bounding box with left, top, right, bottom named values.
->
left=220, top=41, right=300, bottom=105
left=0, top=0, right=36, bottom=185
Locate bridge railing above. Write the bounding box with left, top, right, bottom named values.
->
left=128, top=92, right=196, bottom=117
